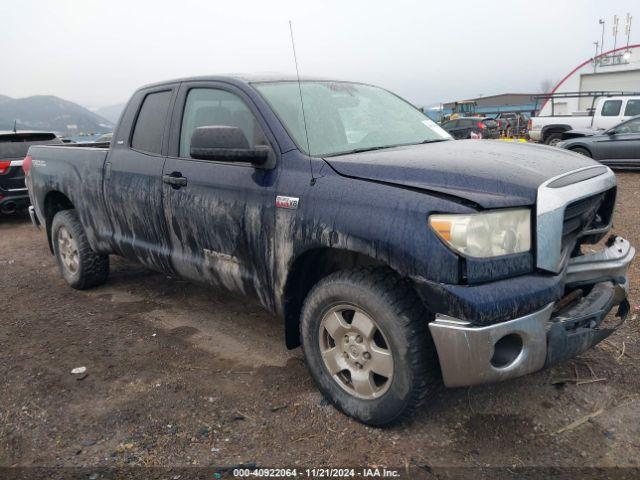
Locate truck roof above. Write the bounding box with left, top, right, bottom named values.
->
left=137, top=74, right=346, bottom=90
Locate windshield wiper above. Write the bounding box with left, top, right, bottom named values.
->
left=325, top=145, right=401, bottom=157
left=348, top=145, right=399, bottom=154
left=326, top=139, right=451, bottom=157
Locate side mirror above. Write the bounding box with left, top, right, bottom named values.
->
left=189, top=126, right=271, bottom=167
left=607, top=129, right=617, bottom=136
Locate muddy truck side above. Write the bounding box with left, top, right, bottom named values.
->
left=25, top=76, right=635, bottom=425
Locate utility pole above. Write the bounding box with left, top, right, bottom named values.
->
left=625, top=13, right=633, bottom=48
left=593, top=42, right=599, bottom=71
left=599, top=19, right=605, bottom=56
left=613, top=15, right=619, bottom=52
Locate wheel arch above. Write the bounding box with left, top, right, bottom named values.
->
left=568, top=144, right=593, bottom=157
left=541, top=124, right=572, bottom=142
left=282, top=247, right=407, bottom=349
left=43, top=190, right=75, bottom=253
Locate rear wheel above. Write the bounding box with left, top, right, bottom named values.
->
left=571, top=147, right=592, bottom=157
left=545, top=133, right=563, bottom=146
left=300, top=268, right=440, bottom=426
left=52, top=209, right=109, bottom=289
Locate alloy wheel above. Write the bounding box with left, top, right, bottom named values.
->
left=318, top=305, right=394, bottom=400
left=57, top=226, right=79, bottom=274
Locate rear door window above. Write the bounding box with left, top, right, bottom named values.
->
left=131, top=90, right=172, bottom=154
left=624, top=99, right=640, bottom=117
left=601, top=100, right=622, bottom=117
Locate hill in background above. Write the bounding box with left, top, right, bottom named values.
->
left=0, top=95, right=113, bottom=134
left=94, top=103, right=125, bottom=124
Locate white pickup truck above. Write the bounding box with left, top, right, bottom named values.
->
left=529, top=95, right=640, bottom=145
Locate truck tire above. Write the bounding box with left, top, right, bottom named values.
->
left=545, top=133, right=563, bottom=146
left=51, top=209, right=109, bottom=290
left=571, top=147, right=592, bottom=158
left=300, top=268, right=439, bottom=426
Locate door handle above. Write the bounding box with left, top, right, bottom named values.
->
left=163, top=173, right=188, bottom=189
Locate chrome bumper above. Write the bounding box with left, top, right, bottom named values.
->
left=429, top=236, right=634, bottom=388
left=566, top=236, right=634, bottom=287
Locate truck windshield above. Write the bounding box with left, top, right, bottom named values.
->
left=253, top=81, right=451, bottom=157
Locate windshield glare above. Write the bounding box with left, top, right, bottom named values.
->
left=253, top=81, right=451, bottom=157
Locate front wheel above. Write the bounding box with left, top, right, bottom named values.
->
left=300, top=268, right=440, bottom=426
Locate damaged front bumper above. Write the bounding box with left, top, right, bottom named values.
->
left=429, top=236, right=634, bottom=388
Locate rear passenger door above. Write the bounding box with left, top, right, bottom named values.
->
left=162, top=81, right=279, bottom=309
left=103, top=85, right=177, bottom=272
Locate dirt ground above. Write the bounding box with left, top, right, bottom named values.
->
left=1, top=173, right=639, bottom=479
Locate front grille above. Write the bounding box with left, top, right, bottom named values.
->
left=561, top=188, right=614, bottom=250
left=536, top=167, right=617, bottom=273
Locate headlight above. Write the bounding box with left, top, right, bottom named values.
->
left=429, top=208, right=531, bottom=258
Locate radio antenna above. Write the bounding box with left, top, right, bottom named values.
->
left=289, top=20, right=315, bottom=185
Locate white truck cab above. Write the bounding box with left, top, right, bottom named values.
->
left=530, top=95, right=640, bottom=145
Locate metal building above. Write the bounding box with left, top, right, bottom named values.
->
left=538, top=43, right=640, bottom=115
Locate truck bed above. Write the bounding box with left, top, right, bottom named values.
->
left=27, top=144, right=112, bottom=251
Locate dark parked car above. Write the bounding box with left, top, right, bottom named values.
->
left=0, top=131, right=62, bottom=214
left=557, top=115, right=640, bottom=169
left=441, top=117, right=500, bottom=139
left=25, top=76, right=634, bottom=425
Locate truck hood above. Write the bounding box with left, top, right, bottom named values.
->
left=323, top=140, right=597, bottom=209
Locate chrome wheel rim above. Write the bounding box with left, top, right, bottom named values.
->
left=57, top=226, right=79, bottom=274
left=318, top=305, right=394, bottom=400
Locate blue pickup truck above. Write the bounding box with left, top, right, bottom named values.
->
left=25, top=76, right=634, bottom=425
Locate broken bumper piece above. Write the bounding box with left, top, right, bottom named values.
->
left=429, top=236, right=634, bottom=388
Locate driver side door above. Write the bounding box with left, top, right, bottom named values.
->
left=162, top=82, right=280, bottom=310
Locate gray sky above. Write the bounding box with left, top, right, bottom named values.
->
left=1, top=0, right=637, bottom=109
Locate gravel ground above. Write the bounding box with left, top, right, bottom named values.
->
left=0, top=172, right=638, bottom=479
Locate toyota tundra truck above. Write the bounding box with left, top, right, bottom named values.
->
left=24, top=76, right=634, bottom=425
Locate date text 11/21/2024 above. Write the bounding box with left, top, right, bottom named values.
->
left=230, top=467, right=401, bottom=477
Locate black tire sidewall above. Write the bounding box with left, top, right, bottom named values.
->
left=301, top=276, right=426, bottom=426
